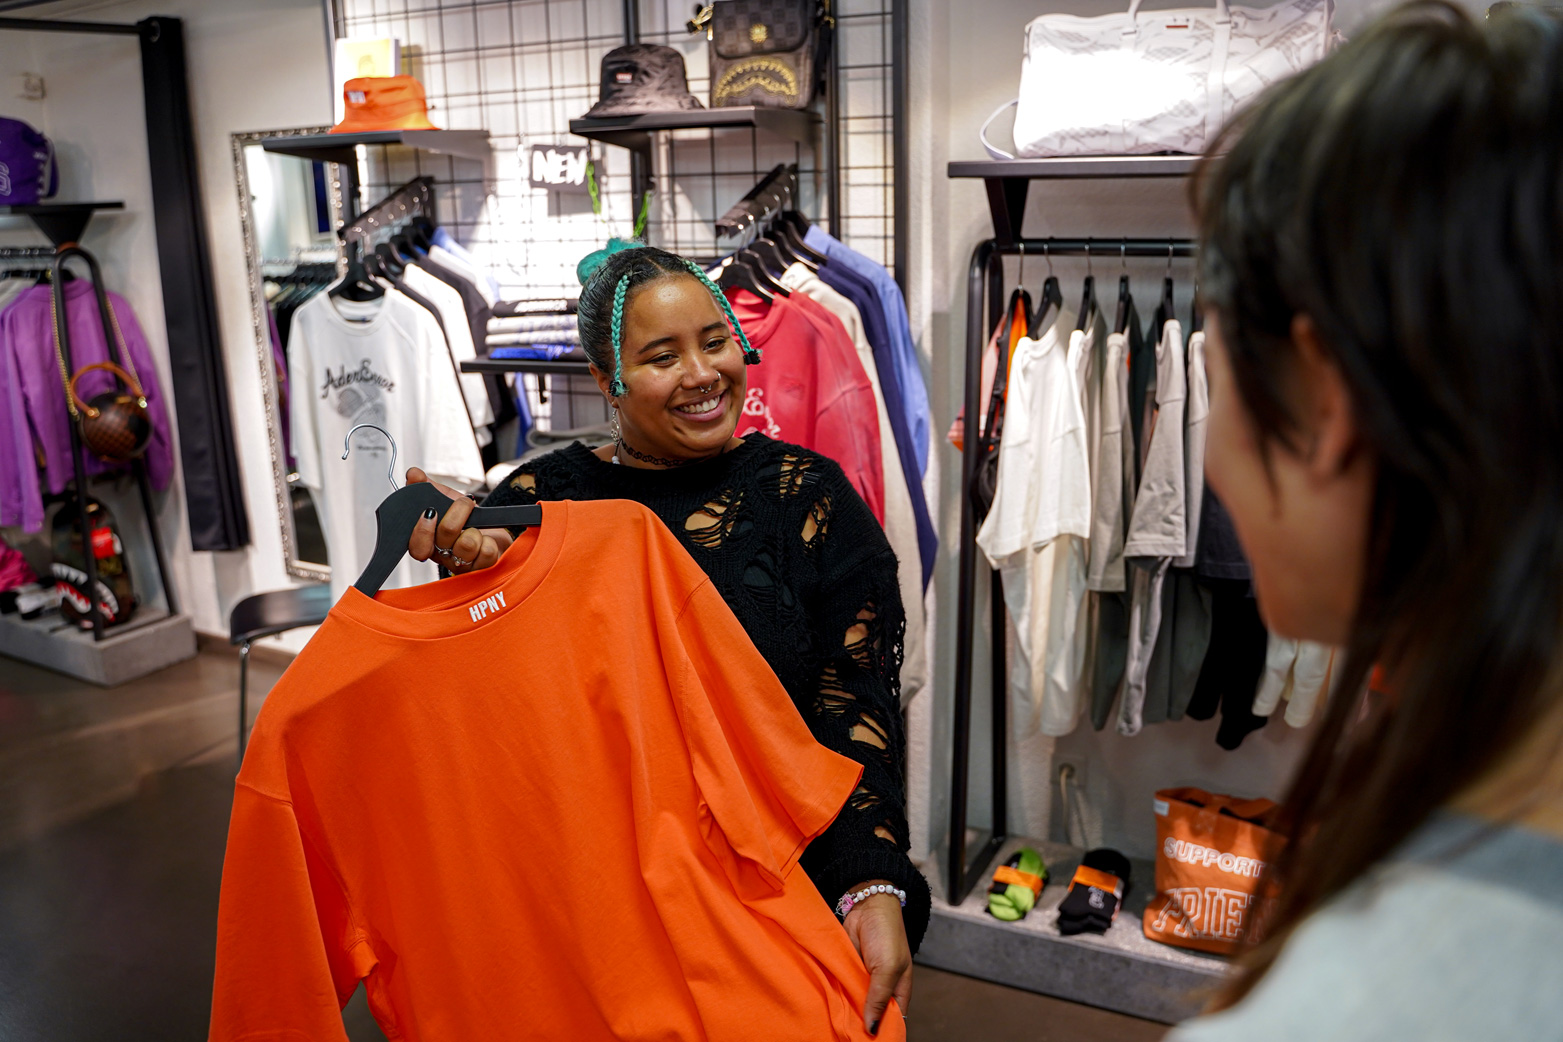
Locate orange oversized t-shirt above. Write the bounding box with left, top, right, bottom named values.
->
left=210, top=499, right=904, bottom=1042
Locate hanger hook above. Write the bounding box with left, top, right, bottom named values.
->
left=1017, top=241, right=1026, bottom=286
left=1167, top=239, right=1175, bottom=277
left=1085, top=242, right=1093, bottom=277
left=342, top=423, right=399, bottom=493
left=1044, top=241, right=1054, bottom=278
left=1121, top=239, right=1128, bottom=272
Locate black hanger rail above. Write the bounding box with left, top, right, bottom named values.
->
left=354, top=482, right=543, bottom=596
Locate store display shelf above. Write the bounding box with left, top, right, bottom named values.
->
left=916, top=836, right=1226, bottom=1024
left=948, top=156, right=1198, bottom=246
left=947, top=156, right=1199, bottom=180
left=0, top=606, right=196, bottom=687
left=570, top=106, right=818, bottom=156
left=259, top=129, right=491, bottom=165
left=462, top=357, right=592, bottom=378
left=0, top=201, right=125, bottom=247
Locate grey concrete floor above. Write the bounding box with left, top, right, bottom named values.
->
left=0, top=646, right=1168, bottom=1041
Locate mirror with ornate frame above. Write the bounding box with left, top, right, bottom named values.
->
left=233, top=128, right=344, bottom=582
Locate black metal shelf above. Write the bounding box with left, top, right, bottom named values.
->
left=947, top=156, right=1199, bottom=180
left=569, top=106, right=818, bottom=160
left=948, top=156, right=1199, bottom=246
left=259, top=129, right=491, bottom=165
left=462, top=357, right=591, bottom=378
left=0, top=202, right=125, bottom=247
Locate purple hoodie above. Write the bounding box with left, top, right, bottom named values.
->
left=0, top=280, right=173, bottom=532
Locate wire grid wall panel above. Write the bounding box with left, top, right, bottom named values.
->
left=334, top=0, right=897, bottom=428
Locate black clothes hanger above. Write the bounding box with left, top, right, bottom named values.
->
left=731, top=248, right=791, bottom=296
left=717, top=257, right=778, bottom=302
left=1076, top=275, right=1096, bottom=332
left=770, top=218, right=826, bottom=267
left=745, top=238, right=791, bottom=279
left=408, top=214, right=436, bottom=252
left=1075, top=245, right=1095, bottom=332
left=1158, top=243, right=1176, bottom=334
left=374, top=242, right=406, bottom=279
left=331, top=246, right=386, bottom=302
left=343, top=425, right=541, bottom=597
left=1114, top=243, right=1131, bottom=335
left=354, top=481, right=541, bottom=596
left=1028, top=246, right=1064, bottom=338
left=760, top=225, right=803, bottom=269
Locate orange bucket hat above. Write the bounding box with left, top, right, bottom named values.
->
left=330, top=75, right=439, bottom=134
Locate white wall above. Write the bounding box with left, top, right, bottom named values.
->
left=902, top=0, right=1489, bottom=864
left=0, top=0, right=333, bottom=647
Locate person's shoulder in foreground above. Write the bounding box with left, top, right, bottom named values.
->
left=1168, top=813, right=1563, bottom=1042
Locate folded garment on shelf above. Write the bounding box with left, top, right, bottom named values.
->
left=488, top=315, right=581, bottom=335
left=486, top=329, right=581, bottom=346
left=487, top=345, right=585, bottom=361
left=492, top=297, right=577, bottom=317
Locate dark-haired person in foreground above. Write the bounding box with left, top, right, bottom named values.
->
left=406, top=246, right=925, bottom=1036
left=1167, top=3, right=1563, bottom=1038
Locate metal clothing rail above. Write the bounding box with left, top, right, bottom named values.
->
left=716, top=164, right=798, bottom=239
left=340, top=176, right=436, bottom=249
left=947, top=235, right=1197, bottom=905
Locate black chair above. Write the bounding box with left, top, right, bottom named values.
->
left=229, top=586, right=331, bottom=764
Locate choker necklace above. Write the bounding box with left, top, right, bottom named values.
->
left=614, top=438, right=700, bottom=469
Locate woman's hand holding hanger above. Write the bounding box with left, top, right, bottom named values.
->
left=404, top=467, right=512, bottom=574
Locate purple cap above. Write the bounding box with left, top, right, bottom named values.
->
left=0, top=117, right=58, bottom=206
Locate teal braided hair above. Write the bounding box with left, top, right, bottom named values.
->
left=608, top=274, right=631, bottom=396
left=682, top=259, right=762, bottom=367
left=601, top=253, right=762, bottom=398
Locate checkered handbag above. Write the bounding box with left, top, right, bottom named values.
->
left=981, top=0, right=1339, bottom=158
left=706, top=0, right=831, bottom=110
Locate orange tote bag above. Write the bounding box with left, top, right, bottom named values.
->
left=1142, top=787, right=1287, bottom=956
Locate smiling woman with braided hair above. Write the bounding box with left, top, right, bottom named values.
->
left=404, top=245, right=926, bottom=1035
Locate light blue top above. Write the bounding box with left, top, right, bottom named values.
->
left=431, top=226, right=503, bottom=300
left=804, top=226, right=931, bottom=479
left=1168, top=812, right=1563, bottom=1042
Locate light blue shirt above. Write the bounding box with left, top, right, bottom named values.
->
left=431, top=226, right=503, bottom=300
left=804, top=226, right=931, bottom=479
left=1169, top=813, right=1563, bottom=1042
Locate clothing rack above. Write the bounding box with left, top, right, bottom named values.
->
left=948, top=235, right=1197, bottom=905
left=0, top=244, right=57, bottom=277
left=339, top=176, right=436, bottom=252
left=47, top=243, right=179, bottom=640
left=715, top=163, right=799, bottom=239
left=0, top=14, right=248, bottom=552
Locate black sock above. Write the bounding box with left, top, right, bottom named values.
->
left=1057, top=849, right=1131, bottom=935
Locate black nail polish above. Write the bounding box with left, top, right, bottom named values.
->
left=868, top=1019, right=879, bottom=1036
left=422, top=508, right=437, bottom=520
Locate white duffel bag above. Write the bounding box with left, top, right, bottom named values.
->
left=982, top=0, right=1337, bottom=159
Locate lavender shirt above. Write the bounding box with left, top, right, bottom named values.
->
left=0, top=280, right=173, bottom=532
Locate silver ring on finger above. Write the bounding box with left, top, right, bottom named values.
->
left=431, top=544, right=457, bottom=562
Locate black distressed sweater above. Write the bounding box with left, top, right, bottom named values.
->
left=483, top=434, right=930, bottom=953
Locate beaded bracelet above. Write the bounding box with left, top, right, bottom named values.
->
left=835, top=884, right=908, bottom=919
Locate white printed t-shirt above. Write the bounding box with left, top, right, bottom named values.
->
left=289, top=291, right=486, bottom=602
left=976, top=305, right=1091, bottom=737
